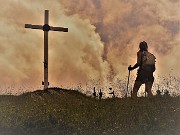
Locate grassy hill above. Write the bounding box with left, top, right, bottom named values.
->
left=0, top=88, right=179, bottom=135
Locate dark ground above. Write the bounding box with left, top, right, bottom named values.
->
left=0, top=88, right=179, bottom=135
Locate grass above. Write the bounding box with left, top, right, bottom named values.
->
left=0, top=88, right=179, bottom=135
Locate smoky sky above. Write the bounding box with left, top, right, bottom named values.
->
left=0, top=0, right=179, bottom=94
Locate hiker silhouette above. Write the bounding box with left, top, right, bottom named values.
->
left=128, top=41, right=156, bottom=97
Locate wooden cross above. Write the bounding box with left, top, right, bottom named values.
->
left=25, top=10, right=68, bottom=89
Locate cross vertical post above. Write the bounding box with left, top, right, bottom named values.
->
left=44, top=10, right=49, bottom=89
left=25, top=10, right=68, bottom=90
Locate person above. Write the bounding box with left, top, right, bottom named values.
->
left=128, top=41, right=156, bottom=97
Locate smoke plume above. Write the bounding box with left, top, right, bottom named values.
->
left=0, top=0, right=179, bottom=94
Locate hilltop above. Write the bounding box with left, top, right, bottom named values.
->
left=0, top=88, right=179, bottom=135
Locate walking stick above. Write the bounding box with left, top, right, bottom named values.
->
left=125, top=65, right=131, bottom=97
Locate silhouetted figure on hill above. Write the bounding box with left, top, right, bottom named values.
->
left=109, top=88, right=115, bottom=98
left=93, top=87, right=96, bottom=98
left=99, top=89, right=103, bottom=99
left=128, top=41, right=156, bottom=97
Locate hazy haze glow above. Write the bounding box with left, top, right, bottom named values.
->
left=0, top=0, right=179, bottom=95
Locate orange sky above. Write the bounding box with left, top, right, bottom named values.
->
left=0, top=0, right=179, bottom=95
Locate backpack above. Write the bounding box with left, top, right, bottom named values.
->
left=141, top=51, right=156, bottom=72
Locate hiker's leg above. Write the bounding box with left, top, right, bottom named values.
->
left=145, top=82, right=153, bottom=97
left=132, top=81, right=142, bottom=97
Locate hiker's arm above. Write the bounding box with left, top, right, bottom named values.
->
left=131, top=52, right=141, bottom=70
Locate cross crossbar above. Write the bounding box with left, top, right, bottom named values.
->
left=50, top=26, right=68, bottom=32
